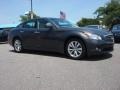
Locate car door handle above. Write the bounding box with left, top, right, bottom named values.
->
left=20, top=31, right=24, bottom=33
left=34, top=31, right=40, bottom=34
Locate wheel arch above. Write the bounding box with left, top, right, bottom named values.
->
left=64, top=35, right=87, bottom=54
left=12, top=36, right=22, bottom=46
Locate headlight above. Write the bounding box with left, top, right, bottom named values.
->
left=83, top=32, right=102, bottom=40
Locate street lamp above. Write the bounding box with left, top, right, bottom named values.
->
left=30, top=0, right=33, bottom=19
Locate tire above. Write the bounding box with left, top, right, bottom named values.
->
left=13, top=39, right=23, bottom=53
left=65, top=38, right=86, bottom=60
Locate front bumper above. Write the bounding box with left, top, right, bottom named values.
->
left=86, top=39, right=114, bottom=56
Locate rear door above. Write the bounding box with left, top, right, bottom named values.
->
left=19, top=20, right=38, bottom=48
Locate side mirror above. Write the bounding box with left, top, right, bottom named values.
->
left=46, top=23, right=53, bottom=28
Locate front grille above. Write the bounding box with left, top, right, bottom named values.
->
left=102, top=46, right=113, bottom=51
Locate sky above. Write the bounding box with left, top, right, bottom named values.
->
left=0, top=0, right=109, bottom=25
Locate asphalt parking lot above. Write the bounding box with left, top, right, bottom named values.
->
left=0, top=43, right=120, bottom=90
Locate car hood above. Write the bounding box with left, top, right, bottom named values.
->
left=82, top=28, right=111, bottom=36
left=60, top=27, right=112, bottom=36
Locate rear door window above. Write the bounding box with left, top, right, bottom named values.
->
left=23, top=21, right=37, bottom=29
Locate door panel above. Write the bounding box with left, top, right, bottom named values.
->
left=36, top=29, right=64, bottom=52
left=34, top=28, right=50, bottom=50
left=20, top=20, right=38, bottom=49
left=20, top=28, right=38, bottom=48
left=35, top=19, right=64, bottom=52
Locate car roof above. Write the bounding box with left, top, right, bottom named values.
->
left=19, top=17, right=61, bottom=25
left=31, top=17, right=55, bottom=19
left=24, top=17, right=61, bottom=21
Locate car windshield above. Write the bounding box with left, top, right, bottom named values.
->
left=118, top=25, right=120, bottom=30
left=113, top=24, right=120, bottom=30
left=50, top=18, right=78, bottom=28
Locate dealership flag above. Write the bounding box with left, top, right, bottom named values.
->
left=60, top=11, right=66, bottom=20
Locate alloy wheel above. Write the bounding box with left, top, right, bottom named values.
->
left=67, top=41, right=83, bottom=58
left=14, top=39, right=22, bottom=52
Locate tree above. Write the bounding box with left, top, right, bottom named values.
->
left=95, top=0, right=120, bottom=29
left=20, top=11, right=40, bottom=22
left=77, top=18, right=100, bottom=27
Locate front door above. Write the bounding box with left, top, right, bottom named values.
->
left=35, top=19, right=52, bottom=50
left=35, top=19, right=63, bottom=52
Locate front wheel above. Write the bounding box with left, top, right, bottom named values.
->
left=65, top=39, right=86, bottom=60
left=13, top=39, right=23, bottom=53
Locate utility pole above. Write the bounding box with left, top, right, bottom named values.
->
left=30, top=0, right=33, bottom=19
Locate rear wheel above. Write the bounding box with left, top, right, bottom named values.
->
left=13, top=39, right=23, bottom=53
left=65, top=39, right=86, bottom=59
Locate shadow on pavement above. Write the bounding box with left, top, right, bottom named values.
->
left=9, top=50, right=112, bottom=61
left=83, top=53, right=112, bottom=61
left=0, top=42, right=8, bottom=44
left=115, top=42, right=120, bottom=44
